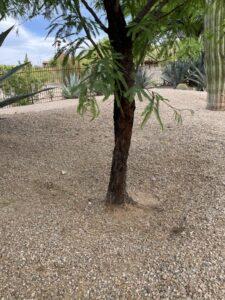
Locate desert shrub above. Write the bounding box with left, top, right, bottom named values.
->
left=0, top=27, right=53, bottom=109
left=176, top=83, right=189, bottom=90
left=1, top=56, right=48, bottom=105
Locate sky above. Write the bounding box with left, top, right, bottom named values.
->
left=0, top=16, right=56, bottom=66
left=0, top=6, right=107, bottom=67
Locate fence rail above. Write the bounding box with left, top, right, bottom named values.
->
left=0, top=66, right=84, bottom=108
left=0, top=65, right=163, bottom=108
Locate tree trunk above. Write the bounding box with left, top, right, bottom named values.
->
left=205, top=0, right=225, bottom=110
left=106, top=50, right=135, bottom=205
left=103, top=0, right=135, bottom=205
left=106, top=52, right=135, bottom=205
left=106, top=97, right=135, bottom=205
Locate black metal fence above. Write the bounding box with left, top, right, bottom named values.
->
left=0, top=66, right=82, bottom=107
left=0, top=65, right=163, bottom=108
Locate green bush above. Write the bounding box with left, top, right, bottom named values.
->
left=1, top=56, right=48, bottom=106
left=0, top=27, right=54, bottom=109
left=176, top=83, right=189, bottom=90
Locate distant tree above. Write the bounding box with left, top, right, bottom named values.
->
left=1, top=0, right=206, bottom=205
left=205, top=0, right=225, bottom=110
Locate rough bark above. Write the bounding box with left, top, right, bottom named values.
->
left=106, top=99, right=135, bottom=205
left=103, top=0, right=136, bottom=205
left=205, top=0, right=225, bottom=110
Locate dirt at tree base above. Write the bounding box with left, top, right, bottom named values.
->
left=0, top=89, right=224, bottom=299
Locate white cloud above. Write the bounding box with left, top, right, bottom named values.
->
left=0, top=18, right=55, bottom=66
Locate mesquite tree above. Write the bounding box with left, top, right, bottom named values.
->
left=205, top=0, right=225, bottom=110
left=1, top=0, right=205, bottom=205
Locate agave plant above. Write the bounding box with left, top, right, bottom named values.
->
left=62, top=74, right=80, bottom=99
left=187, top=66, right=206, bottom=91
left=162, top=61, right=191, bottom=88
left=0, top=26, right=53, bottom=108
left=135, top=68, right=153, bottom=90
left=187, top=56, right=206, bottom=91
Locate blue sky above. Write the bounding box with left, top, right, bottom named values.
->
left=0, top=7, right=106, bottom=66
left=0, top=16, right=56, bottom=66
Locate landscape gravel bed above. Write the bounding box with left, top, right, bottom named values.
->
left=0, top=89, right=225, bottom=299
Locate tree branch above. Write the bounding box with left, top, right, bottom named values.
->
left=155, top=0, right=187, bottom=20
left=103, top=0, right=128, bottom=41
left=133, top=0, right=173, bottom=24
left=133, top=0, right=158, bottom=24
left=80, top=0, right=108, bottom=33
left=74, top=2, right=103, bottom=58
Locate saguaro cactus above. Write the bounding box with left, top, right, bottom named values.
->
left=205, top=0, right=225, bottom=110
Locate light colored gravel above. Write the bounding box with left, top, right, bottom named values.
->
left=0, top=98, right=77, bottom=115
left=0, top=88, right=225, bottom=299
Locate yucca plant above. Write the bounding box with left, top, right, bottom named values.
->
left=62, top=74, right=80, bottom=99
left=0, top=26, right=53, bottom=108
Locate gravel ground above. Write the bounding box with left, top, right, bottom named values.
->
left=0, top=88, right=225, bottom=299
